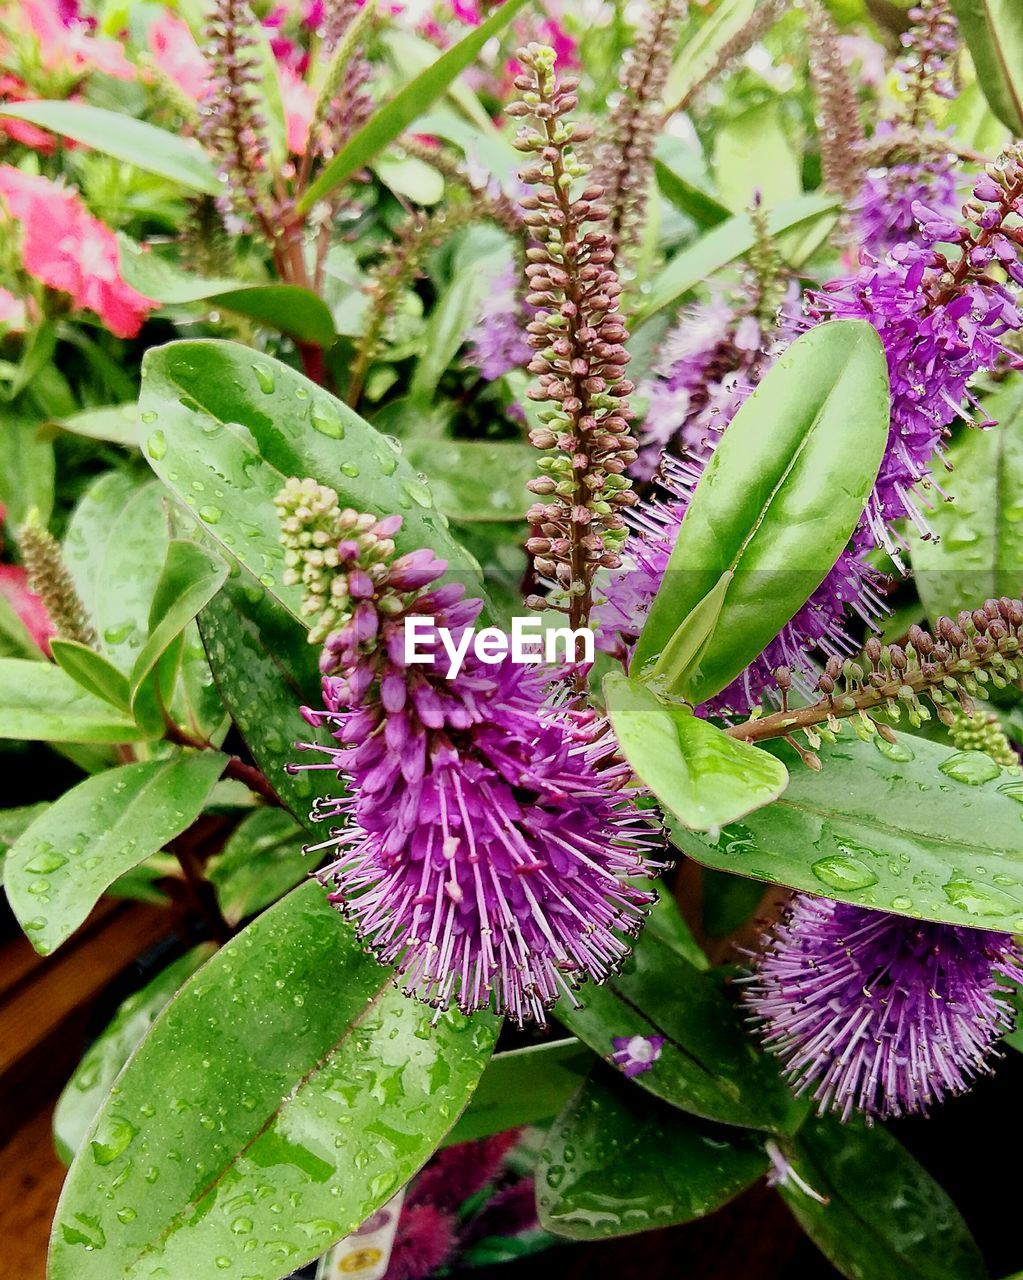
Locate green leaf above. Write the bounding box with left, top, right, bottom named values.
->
left=53, top=946, right=216, bottom=1164
left=129, top=540, right=228, bottom=713
left=777, top=1116, right=986, bottom=1280
left=49, top=881, right=498, bottom=1280
left=0, top=102, right=221, bottom=193
left=950, top=0, right=1023, bottom=135
left=119, top=244, right=337, bottom=347
left=653, top=152, right=730, bottom=229
left=410, top=264, right=499, bottom=400
left=713, top=102, right=801, bottom=213
left=372, top=153, right=446, bottom=205
left=0, top=415, right=54, bottom=528
left=633, top=193, right=839, bottom=328
left=631, top=321, right=890, bottom=703
left=446, top=1039, right=594, bottom=1146
left=55, top=404, right=143, bottom=448
left=51, top=639, right=132, bottom=712
left=0, top=658, right=144, bottom=743
left=910, top=380, right=1023, bottom=621
left=297, top=0, right=532, bottom=213
left=605, top=673, right=788, bottom=830
left=138, top=341, right=484, bottom=628
left=6, top=751, right=227, bottom=954
left=207, top=807, right=308, bottom=924
left=557, top=927, right=799, bottom=1132
left=402, top=439, right=535, bottom=522
left=197, top=564, right=336, bottom=823
left=671, top=732, right=1023, bottom=933
left=536, top=1071, right=768, bottom=1240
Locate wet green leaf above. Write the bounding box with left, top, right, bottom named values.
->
left=446, top=1039, right=594, bottom=1146
left=49, top=881, right=498, bottom=1280
left=777, top=1116, right=987, bottom=1280
left=297, top=0, right=531, bottom=213
left=950, top=0, right=1023, bottom=134
left=208, top=807, right=308, bottom=924
left=713, top=102, right=801, bottom=212
left=605, top=673, right=788, bottom=830
left=54, top=947, right=216, bottom=1164
left=5, top=750, right=227, bottom=954
left=631, top=322, right=890, bottom=703
left=0, top=658, right=144, bottom=744
left=556, top=928, right=798, bottom=1133
left=138, top=341, right=484, bottom=629
left=910, top=380, right=1023, bottom=621
left=536, top=1071, right=768, bottom=1240
left=0, top=102, right=220, bottom=193
left=671, top=732, right=1023, bottom=932
left=196, top=565, right=337, bottom=824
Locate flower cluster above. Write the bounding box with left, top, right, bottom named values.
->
left=0, top=166, right=155, bottom=337
left=745, top=896, right=1023, bottom=1120
left=509, top=43, right=639, bottom=630
left=814, top=155, right=1023, bottom=565
left=276, top=477, right=662, bottom=1026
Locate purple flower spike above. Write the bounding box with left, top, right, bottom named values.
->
left=610, top=1034, right=665, bottom=1078
left=275, top=479, right=663, bottom=1027
left=744, top=896, right=1023, bottom=1121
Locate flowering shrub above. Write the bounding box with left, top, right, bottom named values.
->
left=4, top=0, right=1023, bottom=1276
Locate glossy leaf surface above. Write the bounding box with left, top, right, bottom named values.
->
left=671, top=733, right=1023, bottom=932
left=536, top=1072, right=768, bottom=1240
left=49, top=882, right=498, bottom=1280
left=6, top=750, right=227, bottom=954
left=138, top=341, right=483, bottom=628
left=557, top=927, right=799, bottom=1133
left=778, top=1117, right=987, bottom=1280
left=951, top=0, right=1023, bottom=134
left=605, top=673, right=788, bottom=830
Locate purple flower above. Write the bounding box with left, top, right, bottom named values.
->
left=277, top=483, right=663, bottom=1026
left=813, top=164, right=1023, bottom=566
left=744, top=896, right=1023, bottom=1120
left=857, top=129, right=959, bottom=258
left=466, top=262, right=531, bottom=380
left=610, top=1033, right=665, bottom=1077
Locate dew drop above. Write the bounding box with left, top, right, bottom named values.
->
left=810, top=854, right=878, bottom=892
left=873, top=735, right=914, bottom=763
left=146, top=431, right=167, bottom=461
left=253, top=365, right=275, bottom=394
left=310, top=402, right=345, bottom=439
left=340, top=462, right=359, bottom=478
left=140, top=410, right=157, bottom=424
left=199, top=506, right=223, bottom=524
left=938, top=751, right=1002, bottom=785
left=25, top=850, right=68, bottom=874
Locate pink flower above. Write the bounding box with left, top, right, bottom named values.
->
left=147, top=12, right=209, bottom=99
left=0, top=286, right=28, bottom=333
left=0, top=167, right=156, bottom=339
left=21, top=0, right=135, bottom=79
left=0, top=564, right=54, bottom=653
left=279, top=64, right=316, bottom=155
left=450, top=0, right=482, bottom=24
